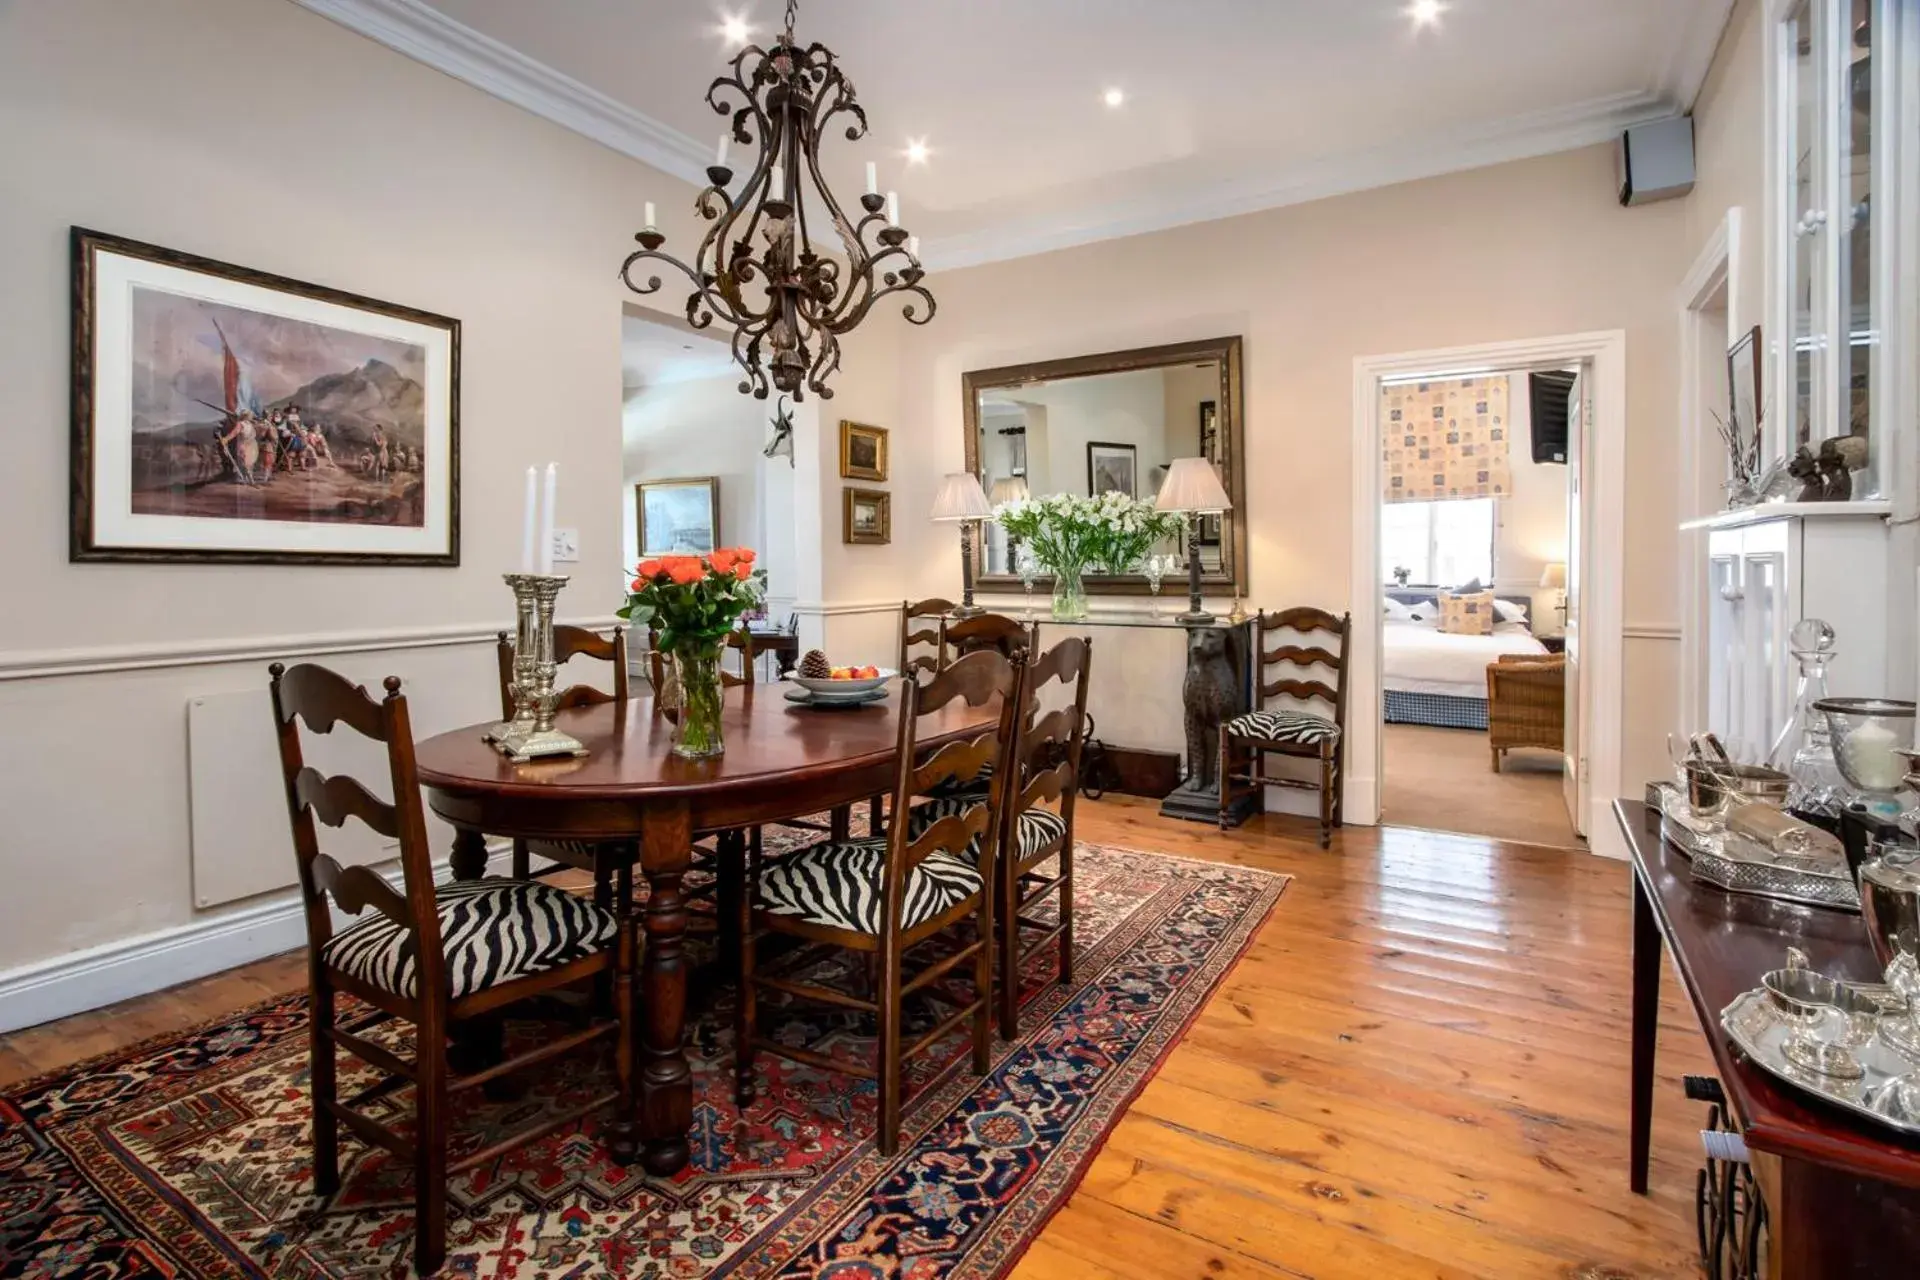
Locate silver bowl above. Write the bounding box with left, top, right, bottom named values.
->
left=1817, top=697, right=1917, bottom=794
left=1684, top=760, right=1790, bottom=819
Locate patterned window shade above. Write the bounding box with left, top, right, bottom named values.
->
left=1382, top=376, right=1512, bottom=504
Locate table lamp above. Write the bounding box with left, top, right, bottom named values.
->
left=1154, top=457, right=1232, bottom=623
left=931, top=472, right=994, bottom=617
left=1540, top=561, right=1568, bottom=630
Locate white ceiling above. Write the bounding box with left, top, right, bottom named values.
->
left=302, top=0, right=1734, bottom=267
left=621, top=312, right=735, bottom=394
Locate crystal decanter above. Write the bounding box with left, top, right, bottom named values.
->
left=1768, top=618, right=1848, bottom=823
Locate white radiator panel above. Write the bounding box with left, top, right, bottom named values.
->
left=187, top=688, right=397, bottom=908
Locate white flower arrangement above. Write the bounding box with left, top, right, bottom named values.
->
left=992, top=491, right=1184, bottom=577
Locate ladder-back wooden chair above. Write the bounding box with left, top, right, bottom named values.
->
left=269, top=662, right=632, bottom=1276
left=734, top=649, right=1018, bottom=1154
left=1219, top=608, right=1351, bottom=847
left=495, top=626, right=633, bottom=899
left=899, top=597, right=955, bottom=676
left=907, top=635, right=1091, bottom=1037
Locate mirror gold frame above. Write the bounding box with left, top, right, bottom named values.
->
left=962, top=335, right=1247, bottom=596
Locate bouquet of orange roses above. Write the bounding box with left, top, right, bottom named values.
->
left=620, top=548, right=764, bottom=758
left=620, top=547, right=765, bottom=651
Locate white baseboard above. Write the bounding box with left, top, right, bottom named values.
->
left=0, top=842, right=511, bottom=1034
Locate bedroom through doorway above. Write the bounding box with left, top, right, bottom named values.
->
left=1375, top=365, right=1583, bottom=849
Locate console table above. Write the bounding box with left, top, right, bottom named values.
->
left=1619, top=799, right=1920, bottom=1276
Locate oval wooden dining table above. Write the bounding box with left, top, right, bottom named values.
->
left=413, top=683, right=998, bottom=1175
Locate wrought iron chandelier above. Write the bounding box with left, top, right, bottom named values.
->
left=620, top=0, right=934, bottom=402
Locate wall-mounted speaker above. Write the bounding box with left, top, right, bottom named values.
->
left=1616, top=116, right=1695, bottom=206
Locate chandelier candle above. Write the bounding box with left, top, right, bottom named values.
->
left=620, top=0, right=935, bottom=401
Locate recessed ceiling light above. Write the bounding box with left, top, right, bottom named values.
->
left=720, top=13, right=751, bottom=45
left=1407, top=0, right=1445, bottom=27
left=905, top=138, right=930, bottom=165
left=1103, top=87, right=1125, bottom=108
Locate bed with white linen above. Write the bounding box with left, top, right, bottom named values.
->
left=1382, top=593, right=1547, bottom=730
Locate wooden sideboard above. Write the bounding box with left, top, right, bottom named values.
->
left=1618, top=799, right=1920, bottom=1276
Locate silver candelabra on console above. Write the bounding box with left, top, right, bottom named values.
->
left=485, top=572, right=589, bottom=761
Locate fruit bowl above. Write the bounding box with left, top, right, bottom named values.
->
left=790, top=666, right=895, bottom=696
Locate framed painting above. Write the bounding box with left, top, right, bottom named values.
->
left=839, top=420, right=889, bottom=481
left=1728, top=324, right=1762, bottom=439
left=1086, top=441, right=1137, bottom=497
left=843, top=487, right=891, bottom=545
left=637, top=477, right=720, bottom=555
left=71, top=228, right=460, bottom=564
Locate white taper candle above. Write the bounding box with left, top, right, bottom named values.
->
left=865, top=161, right=878, bottom=194
left=771, top=164, right=784, bottom=196
left=539, top=463, right=557, bottom=575
left=886, top=191, right=899, bottom=225
left=644, top=201, right=656, bottom=230
left=716, top=133, right=730, bottom=166
left=520, top=466, right=537, bottom=572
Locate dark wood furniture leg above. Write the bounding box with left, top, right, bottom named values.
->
left=637, top=801, right=694, bottom=1175
left=1629, top=865, right=1660, bottom=1196
left=450, top=825, right=489, bottom=881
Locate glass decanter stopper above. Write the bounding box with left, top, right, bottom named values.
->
left=1769, top=618, right=1847, bottom=821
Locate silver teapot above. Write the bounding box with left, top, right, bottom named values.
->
left=1861, top=849, right=1920, bottom=1001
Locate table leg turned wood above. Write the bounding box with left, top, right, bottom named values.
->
left=449, top=826, right=489, bottom=882
left=1629, top=866, right=1660, bottom=1195
left=636, top=802, right=694, bottom=1175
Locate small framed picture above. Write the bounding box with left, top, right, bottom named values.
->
left=637, top=476, right=719, bottom=555
left=70, top=227, right=460, bottom=564
left=1086, top=441, right=1138, bottom=497
left=843, top=487, right=891, bottom=544
left=1727, top=325, right=1762, bottom=438
left=839, top=420, right=889, bottom=481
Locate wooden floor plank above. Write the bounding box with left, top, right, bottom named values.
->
left=0, top=797, right=1711, bottom=1277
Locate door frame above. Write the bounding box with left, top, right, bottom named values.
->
left=1347, top=330, right=1627, bottom=854
left=1677, top=208, right=1744, bottom=736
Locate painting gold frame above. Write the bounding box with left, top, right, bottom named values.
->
left=839, top=420, right=889, bottom=481
left=842, top=487, right=891, bottom=544
left=635, top=476, right=720, bottom=556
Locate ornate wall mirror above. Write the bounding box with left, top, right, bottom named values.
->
left=962, top=336, right=1246, bottom=596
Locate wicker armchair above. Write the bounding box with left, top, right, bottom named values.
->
left=1486, top=654, right=1566, bottom=772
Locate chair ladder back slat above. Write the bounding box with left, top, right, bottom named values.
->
left=899, top=598, right=954, bottom=675
left=310, top=853, right=412, bottom=928
left=294, top=767, right=401, bottom=839
left=1263, top=677, right=1340, bottom=704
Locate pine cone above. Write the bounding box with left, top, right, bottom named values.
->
left=798, top=648, right=832, bottom=679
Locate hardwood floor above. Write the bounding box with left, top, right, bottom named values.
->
left=0, top=800, right=1712, bottom=1278
left=1382, top=721, right=1584, bottom=851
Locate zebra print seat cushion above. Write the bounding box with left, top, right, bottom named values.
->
left=924, top=759, right=994, bottom=801
left=321, top=878, right=618, bottom=1000
left=755, top=840, right=982, bottom=935
left=1227, top=709, right=1341, bottom=747
left=904, top=799, right=1068, bottom=862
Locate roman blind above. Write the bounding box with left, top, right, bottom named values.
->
left=1381, top=376, right=1513, bottom=504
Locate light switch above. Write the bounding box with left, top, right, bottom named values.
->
left=551, top=528, right=580, bottom=563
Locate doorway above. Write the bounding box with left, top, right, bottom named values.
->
left=1372, top=364, right=1582, bottom=848
left=1347, top=332, right=1627, bottom=853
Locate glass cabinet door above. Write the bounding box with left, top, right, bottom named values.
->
left=1781, top=0, right=1827, bottom=457
left=1771, top=0, right=1901, bottom=498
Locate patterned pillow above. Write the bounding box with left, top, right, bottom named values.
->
left=1438, top=590, right=1496, bottom=636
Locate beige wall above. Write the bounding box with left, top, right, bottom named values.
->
left=1498, top=374, right=1570, bottom=622
left=850, top=143, right=1695, bottom=792
left=0, top=0, right=686, bottom=978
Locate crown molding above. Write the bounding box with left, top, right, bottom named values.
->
left=919, top=89, right=1678, bottom=271
left=292, top=0, right=709, bottom=185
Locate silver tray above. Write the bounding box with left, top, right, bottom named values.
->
left=1658, top=787, right=1860, bottom=912
left=1721, top=987, right=1920, bottom=1137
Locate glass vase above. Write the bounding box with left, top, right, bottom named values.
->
left=668, top=641, right=725, bottom=760
left=1050, top=561, right=1089, bottom=621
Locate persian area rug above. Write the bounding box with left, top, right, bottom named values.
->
left=0, top=840, right=1284, bottom=1279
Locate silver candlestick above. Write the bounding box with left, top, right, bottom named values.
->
left=485, top=573, right=588, bottom=761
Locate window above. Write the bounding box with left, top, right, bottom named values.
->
left=1380, top=498, right=1495, bottom=586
